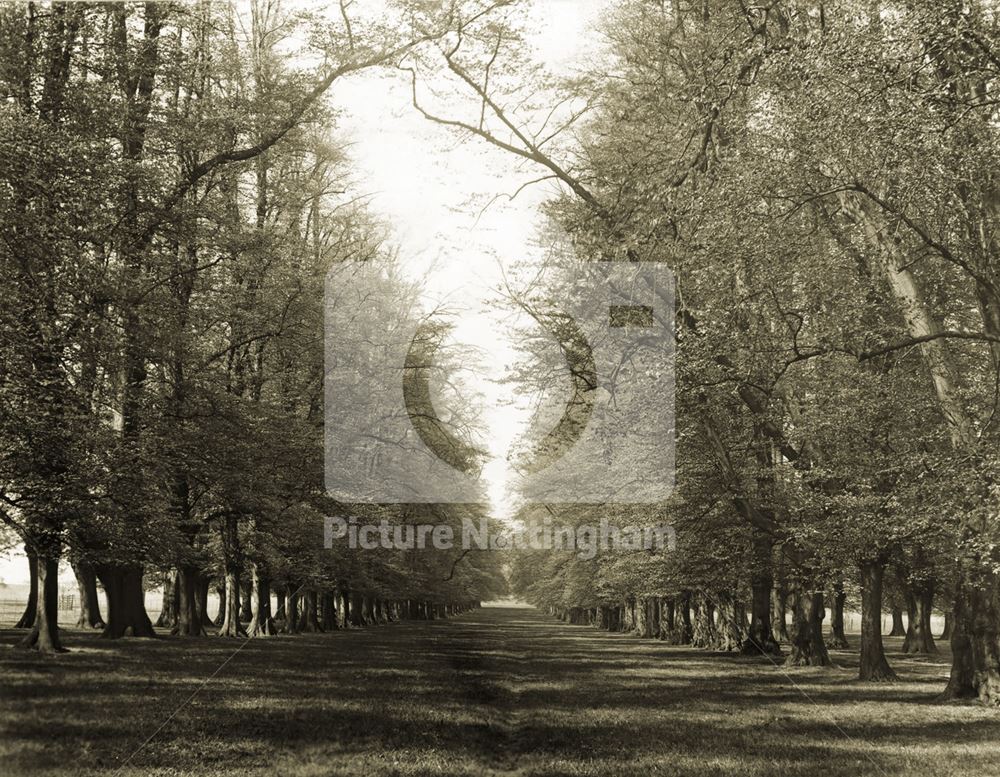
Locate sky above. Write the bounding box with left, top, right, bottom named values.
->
left=0, top=0, right=609, bottom=585
left=332, top=0, right=609, bottom=518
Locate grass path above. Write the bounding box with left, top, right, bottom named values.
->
left=2, top=605, right=999, bottom=776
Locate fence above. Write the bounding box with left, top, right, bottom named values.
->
left=0, top=587, right=166, bottom=626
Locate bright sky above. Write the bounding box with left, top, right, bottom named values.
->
left=0, top=0, right=609, bottom=585
left=334, top=0, right=608, bottom=519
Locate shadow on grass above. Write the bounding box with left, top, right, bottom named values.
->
left=1, top=607, right=998, bottom=777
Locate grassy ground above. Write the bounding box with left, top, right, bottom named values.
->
left=1, top=605, right=999, bottom=776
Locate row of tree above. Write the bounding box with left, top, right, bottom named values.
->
left=0, top=0, right=506, bottom=653
left=5, top=0, right=1000, bottom=711
left=408, top=0, right=1000, bottom=704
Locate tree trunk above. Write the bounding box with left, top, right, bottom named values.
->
left=274, top=583, right=286, bottom=621
left=239, top=581, right=253, bottom=623
left=660, top=598, right=684, bottom=643
left=903, top=581, right=936, bottom=654
left=199, top=577, right=213, bottom=627
left=646, top=598, right=660, bottom=638
left=154, top=570, right=175, bottom=629
left=889, top=605, right=906, bottom=637
left=859, top=560, right=897, bottom=681
left=771, top=585, right=789, bottom=642
left=622, top=598, right=636, bottom=633
left=73, top=560, right=105, bottom=629
left=744, top=531, right=781, bottom=654
left=298, top=590, right=321, bottom=632
left=217, top=514, right=245, bottom=637
left=321, top=591, right=338, bottom=630
left=902, top=588, right=918, bottom=652
left=97, top=565, right=155, bottom=639
left=217, top=571, right=245, bottom=638
left=851, top=196, right=997, bottom=700
left=13, top=544, right=38, bottom=629
left=247, top=563, right=276, bottom=637
left=691, top=592, right=719, bottom=649
left=678, top=591, right=693, bottom=644
left=173, top=565, right=206, bottom=637
left=634, top=598, right=651, bottom=636
left=943, top=575, right=1000, bottom=702
left=827, top=581, right=850, bottom=649
left=349, top=591, right=367, bottom=626
left=351, top=593, right=371, bottom=626
left=282, top=585, right=300, bottom=634
left=18, top=555, right=65, bottom=653
left=213, top=580, right=226, bottom=627
left=785, top=589, right=831, bottom=667
left=337, top=589, right=350, bottom=628
left=917, top=583, right=938, bottom=653
left=941, top=611, right=953, bottom=640
left=716, top=594, right=747, bottom=652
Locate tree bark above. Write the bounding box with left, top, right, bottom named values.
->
left=13, top=544, right=38, bottom=628
left=943, top=579, right=1000, bottom=702
left=239, top=581, right=253, bottom=623
left=213, top=580, right=226, bottom=627
left=771, top=584, right=789, bottom=642
left=827, top=581, right=850, bottom=649
left=889, top=605, right=906, bottom=637
left=337, top=589, right=350, bottom=628
left=903, top=581, right=937, bottom=654
left=678, top=591, right=693, bottom=644
left=173, top=565, right=206, bottom=637
left=154, top=569, right=175, bottom=628
left=859, top=560, right=897, bottom=681
left=97, top=564, right=155, bottom=639
left=73, top=560, right=105, bottom=629
left=199, top=577, right=213, bottom=627
left=902, top=588, right=918, bottom=652
left=745, top=531, right=781, bottom=655
left=634, top=598, right=651, bottom=636
left=274, top=582, right=286, bottom=621
left=282, top=585, right=300, bottom=634
left=298, top=589, right=322, bottom=632
left=716, top=593, right=747, bottom=652
left=321, top=591, right=338, bottom=630
left=18, top=555, right=65, bottom=653
left=217, top=515, right=245, bottom=637
left=660, top=597, right=685, bottom=643
left=247, top=563, right=276, bottom=637
left=691, top=592, right=720, bottom=649
left=348, top=592, right=367, bottom=627
left=646, top=598, right=660, bottom=638
left=848, top=194, right=998, bottom=700
left=785, top=589, right=831, bottom=667
left=622, top=598, right=636, bottom=633
left=218, top=571, right=245, bottom=637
